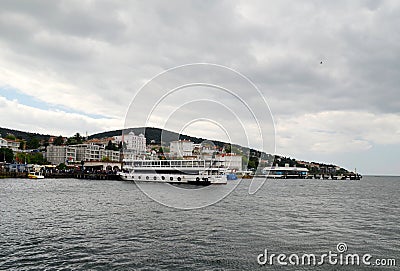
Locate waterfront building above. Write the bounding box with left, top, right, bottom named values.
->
left=216, top=153, right=243, bottom=171
left=170, top=140, right=194, bottom=157
left=45, top=145, right=77, bottom=165
left=72, top=144, right=102, bottom=162
left=100, top=149, right=120, bottom=162
left=46, top=143, right=121, bottom=165
left=201, top=153, right=243, bottom=171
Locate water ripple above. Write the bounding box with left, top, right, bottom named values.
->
left=0, top=177, right=399, bottom=270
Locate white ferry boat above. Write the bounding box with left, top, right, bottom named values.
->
left=261, top=166, right=309, bottom=179
left=119, top=159, right=227, bottom=185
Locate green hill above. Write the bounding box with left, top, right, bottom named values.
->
left=0, top=127, right=51, bottom=141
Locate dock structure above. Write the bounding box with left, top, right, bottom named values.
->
left=252, top=173, right=362, bottom=180
left=0, top=170, right=120, bottom=180
left=73, top=173, right=120, bottom=180
left=43, top=172, right=120, bottom=180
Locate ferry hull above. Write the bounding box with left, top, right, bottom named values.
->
left=118, top=172, right=227, bottom=185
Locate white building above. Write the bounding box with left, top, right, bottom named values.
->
left=0, top=138, right=8, bottom=148
left=114, top=131, right=146, bottom=154
left=45, top=145, right=77, bottom=165
left=170, top=140, right=194, bottom=157
left=72, top=144, right=102, bottom=162
left=100, top=149, right=120, bottom=162
left=5, top=139, right=20, bottom=152
left=216, top=154, right=242, bottom=171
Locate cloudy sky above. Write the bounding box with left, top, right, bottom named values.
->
left=0, top=0, right=399, bottom=175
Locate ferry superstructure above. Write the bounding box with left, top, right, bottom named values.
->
left=119, top=159, right=227, bottom=185
left=262, top=166, right=309, bottom=179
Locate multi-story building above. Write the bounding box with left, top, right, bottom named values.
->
left=170, top=140, right=194, bottom=157
left=72, top=144, right=102, bottom=162
left=45, top=145, right=77, bottom=165
left=46, top=143, right=121, bottom=165
left=216, top=153, right=242, bottom=171
left=100, top=149, right=120, bottom=162
left=200, top=153, right=243, bottom=171
left=114, top=131, right=146, bottom=154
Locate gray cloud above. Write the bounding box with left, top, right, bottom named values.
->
left=0, top=0, right=399, bottom=174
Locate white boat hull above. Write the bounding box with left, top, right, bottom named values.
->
left=118, top=172, right=227, bottom=185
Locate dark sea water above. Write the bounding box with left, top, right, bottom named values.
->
left=1, top=176, right=399, bottom=270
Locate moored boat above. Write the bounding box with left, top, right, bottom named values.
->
left=28, top=171, right=45, bottom=179
left=119, top=159, right=227, bottom=185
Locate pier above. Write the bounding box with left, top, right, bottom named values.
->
left=253, top=173, right=362, bottom=180
left=0, top=170, right=120, bottom=180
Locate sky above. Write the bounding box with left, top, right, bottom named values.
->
left=0, top=0, right=399, bottom=175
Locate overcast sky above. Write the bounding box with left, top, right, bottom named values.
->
left=0, top=0, right=399, bottom=175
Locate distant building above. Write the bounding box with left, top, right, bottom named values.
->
left=0, top=138, right=8, bottom=148
left=170, top=140, right=194, bottom=157
left=72, top=144, right=102, bottom=162
left=84, top=137, right=115, bottom=146
left=114, top=131, right=146, bottom=154
left=216, top=153, right=242, bottom=171
left=5, top=139, right=19, bottom=152
left=46, top=143, right=120, bottom=165
left=45, top=145, right=77, bottom=165
left=100, top=149, right=120, bottom=162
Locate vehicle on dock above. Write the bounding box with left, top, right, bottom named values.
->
left=119, top=159, right=227, bottom=185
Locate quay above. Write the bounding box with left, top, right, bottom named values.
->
left=253, top=173, right=362, bottom=180
left=0, top=170, right=120, bottom=180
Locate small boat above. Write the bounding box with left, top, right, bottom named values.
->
left=28, top=171, right=45, bottom=179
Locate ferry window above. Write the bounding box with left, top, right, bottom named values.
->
left=171, top=161, right=179, bottom=166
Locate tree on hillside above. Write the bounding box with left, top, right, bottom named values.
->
left=54, top=136, right=64, bottom=146
left=74, top=133, right=83, bottom=144
left=67, top=133, right=84, bottom=145
left=5, top=134, right=16, bottom=140
left=105, top=140, right=119, bottom=151
left=26, top=137, right=40, bottom=149
left=19, top=141, right=26, bottom=150
left=0, top=148, right=13, bottom=163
